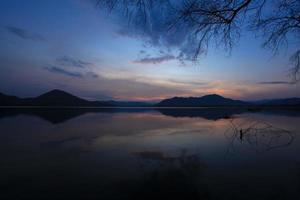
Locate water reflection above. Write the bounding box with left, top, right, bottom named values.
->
left=1, top=107, right=300, bottom=124
left=107, top=150, right=210, bottom=200
left=0, top=109, right=300, bottom=199
left=225, top=118, right=295, bottom=154
left=0, top=108, right=156, bottom=124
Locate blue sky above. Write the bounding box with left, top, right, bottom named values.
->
left=0, top=0, right=299, bottom=101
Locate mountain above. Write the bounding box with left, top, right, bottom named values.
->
left=30, top=89, right=112, bottom=107
left=1, top=90, right=300, bottom=107
left=0, top=93, right=23, bottom=106
left=253, top=98, right=300, bottom=106
left=0, top=90, right=112, bottom=107
left=157, top=94, right=249, bottom=107
left=106, top=100, right=154, bottom=107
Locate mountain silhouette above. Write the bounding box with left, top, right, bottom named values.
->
left=253, top=98, right=300, bottom=106
left=1, top=89, right=300, bottom=124
left=157, top=94, right=249, bottom=107
left=106, top=100, right=153, bottom=107
left=0, top=92, right=22, bottom=105
left=31, top=89, right=112, bottom=107
left=0, top=89, right=112, bottom=107
left=1, top=90, right=300, bottom=107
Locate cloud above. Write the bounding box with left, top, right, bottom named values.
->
left=56, top=56, right=93, bottom=68
left=257, top=81, right=292, bottom=85
left=168, top=79, right=208, bottom=86
left=110, top=1, right=198, bottom=60
left=45, top=56, right=97, bottom=79
left=86, top=71, right=99, bottom=78
left=45, top=66, right=83, bottom=78
left=133, top=55, right=175, bottom=64
left=5, top=26, right=46, bottom=42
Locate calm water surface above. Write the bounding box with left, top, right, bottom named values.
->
left=0, top=108, right=300, bottom=200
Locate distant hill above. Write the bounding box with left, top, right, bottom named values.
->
left=30, top=90, right=111, bottom=107
left=0, top=93, right=22, bottom=106
left=1, top=90, right=300, bottom=107
left=157, top=94, right=249, bottom=107
left=106, top=100, right=153, bottom=107
left=253, top=98, right=300, bottom=106
left=0, top=89, right=112, bottom=107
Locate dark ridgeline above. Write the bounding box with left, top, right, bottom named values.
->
left=1, top=89, right=300, bottom=108
left=0, top=92, right=22, bottom=106
left=157, top=94, right=249, bottom=107
left=157, top=94, right=300, bottom=107
left=0, top=89, right=111, bottom=107
left=0, top=89, right=153, bottom=107
left=32, top=89, right=110, bottom=107
left=106, top=100, right=153, bottom=107
left=253, top=98, right=300, bottom=106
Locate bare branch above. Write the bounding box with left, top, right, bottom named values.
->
left=96, top=0, right=300, bottom=80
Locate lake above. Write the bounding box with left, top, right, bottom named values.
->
left=0, top=108, right=300, bottom=200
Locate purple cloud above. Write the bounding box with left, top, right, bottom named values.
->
left=56, top=56, right=93, bottom=68
left=133, top=55, right=175, bottom=64
left=5, top=26, right=45, bottom=42
left=258, top=81, right=292, bottom=85
left=45, top=66, right=83, bottom=78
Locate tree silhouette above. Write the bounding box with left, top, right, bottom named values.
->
left=96, top=0, right=300, bottom=81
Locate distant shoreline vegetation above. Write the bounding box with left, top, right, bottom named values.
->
left=0, top=89, right=300, bottom=108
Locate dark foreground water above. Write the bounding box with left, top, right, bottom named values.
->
left=0, top=108, right=300, bottom=200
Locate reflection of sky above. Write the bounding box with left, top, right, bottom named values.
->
left=0, top=0, right=299, bottom=101
left=1, top=110, right=300, bottom=198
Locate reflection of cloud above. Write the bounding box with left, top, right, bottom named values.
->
left=56, top=56, right=93, bottom=68
left=5, top=26, right=45, bottom=42
left=258, top=81, right=292, bottom=85
left=133, top=55, right=175, bottom=64
left=45, top=66, right=83, bottom=78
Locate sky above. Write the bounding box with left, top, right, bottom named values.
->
left=0, top=0, right=299, bottom=101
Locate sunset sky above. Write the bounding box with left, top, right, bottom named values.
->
left=0, top=0, right=299, bottom=101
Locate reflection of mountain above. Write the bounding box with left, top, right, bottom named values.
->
left=0, top=108, right=156, bottom=124
left=1, top=107, right=300, bottom=124
left=1, top=90, right=300, bottom=124
left=0, top=108, right=92, bottom=124
left=157, top=108, right=246, bottom=120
